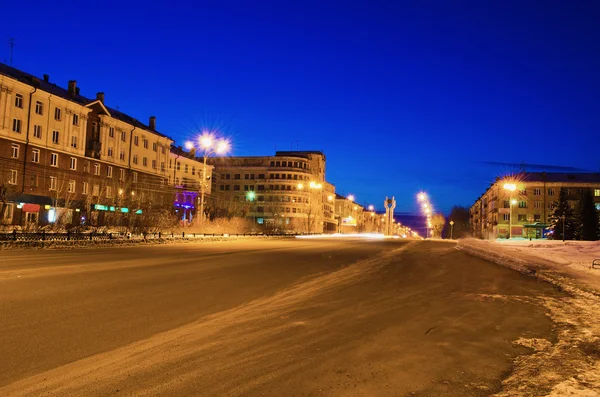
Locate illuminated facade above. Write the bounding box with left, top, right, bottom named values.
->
left=470, top=172, right=600, bottom=239
left=0, top=63, right=210, bottom=228
left=334, top=194, right=366, bottom=233
left=208, top=151, right=336, bottom=233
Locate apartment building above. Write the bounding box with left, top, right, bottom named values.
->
left=470, top=172, right=600, bottom=239
left=208, top=151, right=336, bottom=233
left=334, top=194, right=366, bottom=233
left=0, top=63, right=210, bottom=228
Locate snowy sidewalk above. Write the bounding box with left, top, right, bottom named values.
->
left=458, top=238, right=600, bottom=294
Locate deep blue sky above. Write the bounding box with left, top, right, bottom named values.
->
left=3, top=0, right=599, bottom=214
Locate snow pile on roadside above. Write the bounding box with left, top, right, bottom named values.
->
left=458, top=238, right=600, bottom=397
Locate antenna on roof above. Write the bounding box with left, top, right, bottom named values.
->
left=8, top=38, right=15, bottom=66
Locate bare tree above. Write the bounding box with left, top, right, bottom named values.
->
left=431, top=213, right=446, bottom=238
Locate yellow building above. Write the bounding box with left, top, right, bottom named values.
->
left=208, top=151, right=336, bottom=233
left=470, top=172, right=600, bottom=239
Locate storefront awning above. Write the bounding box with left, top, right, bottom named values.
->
left=523, top=223, right=549, bottom=228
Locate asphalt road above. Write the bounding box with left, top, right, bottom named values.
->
left=0, top=238, right=561, bottom=396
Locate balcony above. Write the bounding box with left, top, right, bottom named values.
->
left=85, top=141, right=102, bottom=159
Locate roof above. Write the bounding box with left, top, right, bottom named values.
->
left=275, top=150, right=325, bottom=159
left=0, top=63, right=171, bottom=140
left=519, top=172, right=600, bottom=183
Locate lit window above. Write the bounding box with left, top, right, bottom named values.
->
left=595, top=189, right=600, bottom=197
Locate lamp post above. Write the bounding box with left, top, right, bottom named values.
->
left=449, top=220, right=454, bottom=239
left=503, top=183, right=517, bottom=239
left=191, top=131, right=230, bottom=228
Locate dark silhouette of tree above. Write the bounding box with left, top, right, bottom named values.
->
left=574, top=188, right=598, bottom=241
left=443, top=206, right=470, bottom=238
left=548, top=188, right=576, bottom=240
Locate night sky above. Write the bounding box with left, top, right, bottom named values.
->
left=2, top=1, right=599, bottom=214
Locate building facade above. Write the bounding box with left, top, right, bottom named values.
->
left=208, top=151, right=336, bottom=233
left=470, top=172, right=600, bottom=239
left=0, top=64, right=210, bottom=229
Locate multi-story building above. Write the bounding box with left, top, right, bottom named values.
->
left=470, top=172, right=600, bottom=239
left=208, top=151, right=336, bottom=233
left=0, top=64, right=210, bottom=228
left=334, top=194, right=366, bottom=233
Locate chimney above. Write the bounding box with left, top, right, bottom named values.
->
left=96, top=92, right=104, bottom=103
left=43, top=74, right=49, bottom=82
left=149, top=116, right=156, bottom=130
left=75, top=87, right=80, bottom=95
left=68, top=80, right=77, bottom=95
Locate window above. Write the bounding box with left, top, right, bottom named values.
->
left=72, top=114, right=79, bottom=126
left=519, top=189, right=527, bottom=195
left=119, top=150, right=125, bottom=161
left=71, top=135, right=77, bottom=148
left=68, top=180, right=76, bottom=193
left=595, top=189, right=600, bottom=197
left=109, top=127, right=115, bottom=138
left=69, top=157, right=77, bottom=170
left=92, top=184, right=99, bottom=196
left=121, top=130, right=126, bottom=141
left=191, top=167, right=196, bottom=175
left=84, top=161, right=90, bottom=173
left=50, top=153, right=58, bottom=167
left=49, top=176, right=57, bottom=191
left=54, top=107, right=61, bottom=121
left=134, top=136, right=139, bottom=146
left=244, top=185, right=249, bottom=191
left=33, top=125, right=42, bottom=139
left=9, top=170, right=17, bottom=185
left=184, top=164, right=189, bottom=173
left=176, top=162, right=180, bottom=171
left=152, top=160, right=157, bottom=169
left=142, top=157, right=148, bottom=167
left=94, top=163, right=100, bottom=175
left=534, top=201, right=542, bottom=209
left=11, top=144, right=19, bottom=159
left=225, top=185, right=230, bottom=191
left=234, top=174, right=240, bottom=180
left=133, top=172, right=138, bottom=183
left=219, top=185, right=225, bottom=191
left=152, top=142, right=157, bottom=152
left=92, top=121, right=98, bottom=134
left=258, top=174, right=265, bottom=179
left=143, top=139, right=148, bottom=149
left=106, top=186, right=112, bottom=198
left=234, top=185, right=240, bottom=191
left=30, top=174, right=38, bottom=188
left=35, top=101, right=43, bottom=115
left=133, top=154, right=138, bottom=164
left=224, top=174, right=231, bottom=179
left=82, top=182, right=89, bottom=195
left=534, top=214, right=541, bottom=222
left=161, top=162, right=165, bottom=171
left=12, top=118, right=21, bottom=133
left=161, top=146, right=166, bottom=154
left=245, top=174, right=250, bottom=179
left=52, top=130, right=59, bottom=144
left=15, top=94, right=23, bottom=108
left=503, top=214, right=510, bottom=221
left=107, top=166, right=113, bottom=178
left=107, top=147, right=113, bottom=157
left=518, top=214, right=527, bottom=222
left=257, top=185, right=265, bottom=191
left=534, top=188, right=541, bottom=196
left=32, top=149, right=39, bottom=163
left=548, top=188, right=555, bottom=196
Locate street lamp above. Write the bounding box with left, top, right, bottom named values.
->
left=298, top=181, right=322, bottom=233
left=193, top=131, right=231, bottom=227
left=503, top=183, right=517, bottom=239
left=347, top=194, right=355, bottom=202
left=449, top=220, right=454, bottom=239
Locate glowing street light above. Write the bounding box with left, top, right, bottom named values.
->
left=417, top=192, right=427, bottom=202
left=504, top=182, right=518, bottom=239
left=368, top=205, right=374, bottom=211
left=347, top=194, right=355, bottom=202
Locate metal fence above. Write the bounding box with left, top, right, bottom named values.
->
left=0, top=231, right=317, bottom=242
